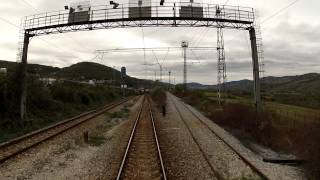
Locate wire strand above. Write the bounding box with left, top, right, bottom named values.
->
left=261, top=0, right=301, bottom=24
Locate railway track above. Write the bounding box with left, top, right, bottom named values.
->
left=0, top=96, right=137, bottom=164
left=116, top=96, right=167, bottom=180
left=169, top=93, right=268, bottom=180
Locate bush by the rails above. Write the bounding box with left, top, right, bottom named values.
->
left=151, top=87, right=167, bottom=107
left=0, top=78, right=121, bottom=143
left=303, top=122, right=320, bottom=179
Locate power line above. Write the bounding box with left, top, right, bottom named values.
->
left=0, top=15, right=84, bottom=61
left=18, top=0, right=92, bottom=53
left=19, top=0, right=39, bottom=12
left=0, top=17, right=19, bottom=28
left=223, top=0, right=230, bottom=6
left=261, top=0, right=301, bottom=24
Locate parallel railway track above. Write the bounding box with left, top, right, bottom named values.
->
left=116, top=96, right=167, bottom=180
left=0, top=96, right=137, bottom=164
left=169, top=93, right=268, bottom=180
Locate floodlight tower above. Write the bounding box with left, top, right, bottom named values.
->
left=181, top=41, right=188, bottom=91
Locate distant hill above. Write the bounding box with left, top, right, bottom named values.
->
left=186, top=82, right=209, bottom=89
left=192, top=73, right=320, bottom=93
left=56, top=62, right=121, bottom=81
left=261, top=73, right=320, bottom=94
left=0, top=60, right=155, bottom=88
left=0, top=60, right=59, bottom=76
left=185, top=73, right=320, bottom=109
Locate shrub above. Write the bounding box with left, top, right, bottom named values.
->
left=151, top=87, right=166, bottom=107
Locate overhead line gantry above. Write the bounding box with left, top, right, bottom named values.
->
left=17, top=1, right=261, bottom=121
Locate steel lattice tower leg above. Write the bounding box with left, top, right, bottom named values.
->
left=217, top=27, right=226, bottom=105
left=183, top=47, right=187, bottom=90
left=181, top=41, right=188, bottom=91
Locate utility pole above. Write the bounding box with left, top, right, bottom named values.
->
left=20, top=32, right=31, bottom=121
left=159, top=64, right=163, bottom=83
left=249, top=27, right=261, bottom=112
left=112, top=66, right=116, bottom=87
left=181, top=41, right=188, bottom=91
left=168, top=71, right=171, bottom=90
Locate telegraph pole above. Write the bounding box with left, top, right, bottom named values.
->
left=181, top=41, right=188, bottom=91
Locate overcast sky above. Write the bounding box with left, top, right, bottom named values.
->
left=0, top=0, right=319, bottom=84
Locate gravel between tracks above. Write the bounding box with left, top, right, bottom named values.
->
left=153, top=95, right=217, bottom=179
left=0, top=96, right=143, bottom=180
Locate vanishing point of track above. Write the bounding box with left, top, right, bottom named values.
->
left=116, top=95, right=166, bottom=180
left=0, top=97, right=136, bottom=164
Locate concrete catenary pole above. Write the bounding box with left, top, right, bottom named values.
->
left=20, top=32, right=31, bottom=121
left=249, top=27, right=261, bottom=112
left=168, top=71, right=171, bottom=90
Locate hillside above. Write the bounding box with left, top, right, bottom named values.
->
left=262, top=73, right=320, bottom=93
left=189, top=73, right=320, bottom=109
left=56, top=62, right=121, bottom=80
left=0, top=60, right=59, bottom=76
left=193, top=73, right=320, bottom=94
left=0, top=60, right=155, bottom=88
left=186, top=82, right=209, bottom=89
left=56, top=62, right=155, bottom=87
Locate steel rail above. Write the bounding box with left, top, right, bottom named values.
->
left=148, top=97, right=167, bottom=180
left=0, top=96, right=137, bottom=164
left=170, top=93, right=269, bottom=179
left=116, top=96, right=167, bottom=180
left=116, top=96, right=145, bottom=180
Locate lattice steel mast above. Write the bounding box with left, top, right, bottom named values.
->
left=216, top=6, right=227, bottom=105
left=181, top=41, right=188, bottom=91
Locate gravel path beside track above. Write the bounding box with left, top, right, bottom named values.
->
left=168, top=93, right=260, bottom=179
left=169, top=92, right=305, bottom=180
left=153, top=95, right=217, bottom=179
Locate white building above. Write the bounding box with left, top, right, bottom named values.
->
left=0, top=68, right=7, bottom=74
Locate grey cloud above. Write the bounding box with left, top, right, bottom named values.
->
left=0, top=0, right=319, bottom=84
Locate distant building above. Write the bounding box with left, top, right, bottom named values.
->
left=88, top=80, right=95, bottom=85
left=0, top=68, right=7, bottom=74
left=39, top=77, right=56, bottom=85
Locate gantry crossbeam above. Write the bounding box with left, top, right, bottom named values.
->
left=17, top=2, right=261, bottom=121
left=22, top=2, right=255, bottom=36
